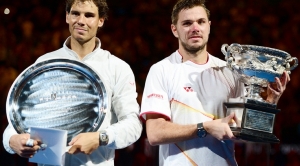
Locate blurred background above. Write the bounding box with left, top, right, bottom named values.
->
left=0, top=0, right=300, bottom=165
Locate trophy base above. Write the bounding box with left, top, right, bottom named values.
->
left=231, top=127, right=279, bottom=143
left=225, top=98, right=281, bottom=143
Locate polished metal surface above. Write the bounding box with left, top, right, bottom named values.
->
left=222, top=43, right=298, bottom=143
left=221, top=43, right=298, bottom=101
left=7, top=59, right=107, bottom=142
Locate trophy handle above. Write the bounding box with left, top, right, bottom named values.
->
left=286, top=57, right=298, bottom=71
left=221, top=44, right=229, bottom=59
left=221, top=43, right=243, bottom=58
left=221, top=44, right=244, bottom=69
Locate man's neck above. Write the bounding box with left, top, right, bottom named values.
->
left=180, top=48, right=208, bottom=64
left=69, top=37, right=97, bottom=60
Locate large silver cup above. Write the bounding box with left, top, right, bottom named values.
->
left=6, top=59, right=108, bottom=144
left=221, top=43, right=298, bottom=143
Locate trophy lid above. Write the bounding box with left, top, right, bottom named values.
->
left=6, top=58, right=108, bottom=142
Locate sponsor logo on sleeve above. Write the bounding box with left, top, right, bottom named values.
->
left=147, top=93, right=163, bottom=99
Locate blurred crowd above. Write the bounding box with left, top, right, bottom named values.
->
left=0, top=0, right=300, bottom=165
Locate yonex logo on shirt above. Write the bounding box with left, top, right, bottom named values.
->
left=147, top=93, right=163, bottom=99
left=184, top=87, right=194, bottom=92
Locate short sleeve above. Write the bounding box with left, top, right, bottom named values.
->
left=140, top=63, right=171, bottom=122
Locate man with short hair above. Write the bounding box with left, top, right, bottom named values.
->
left=3, top=0, right=142, bottom=165
left=140, top=0, right=289, bottom=165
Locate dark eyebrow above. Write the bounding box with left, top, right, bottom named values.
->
left=181, top=19, right=192, bottom=23
left=70, top=10, right=79, bottom=14
left=198, top=18, right=208, bottom=21
left=69, top=10, right=96, bottom=16
left=181, top=18, right=208, bottom=23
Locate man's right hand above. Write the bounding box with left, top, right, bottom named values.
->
left=203, top=112, right=236, bottom=140
left=9, top=133, right=40, bottom=158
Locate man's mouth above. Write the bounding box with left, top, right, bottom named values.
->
left=189, top=35, right=202, bottom=39
left=75, top=27, right=86, bottom=33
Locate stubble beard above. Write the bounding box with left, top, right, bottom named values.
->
left=181, top=40, right=208, bottom=55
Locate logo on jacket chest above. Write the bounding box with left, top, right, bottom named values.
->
left=182, top=82, right=196, bottom=92
left=183, top=87, right=194, bottom=92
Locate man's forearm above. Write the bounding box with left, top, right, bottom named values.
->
left=146, top=118, right=198, bottom=146
left=105, top=113, right=142, bottom=149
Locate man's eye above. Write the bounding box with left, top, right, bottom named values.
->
left=85, top=14, right=94, bottom=18
left=183, top=22, right=191, bottom=26
left=71, top=12, right=79, bottom=16
left=199, top=20, right=206, bottom=24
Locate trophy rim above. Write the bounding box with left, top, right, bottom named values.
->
left=240, top=44, right=291, bottom=59
left=6, top=58, right=108, bottom=139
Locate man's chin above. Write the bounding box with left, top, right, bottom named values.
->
left=186, top=45, right=206, bottom=52
left=181, top=40, right=207, bottom=53
left=73, top=36, right=87, bottom=43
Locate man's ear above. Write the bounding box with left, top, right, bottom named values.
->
left=171, top=24, right=178, bottom=38
left=66, top=11, right=70, bottom=24
left=208, top=21, right=211, bottom=35
left=98, top=18, right=104, bottom=28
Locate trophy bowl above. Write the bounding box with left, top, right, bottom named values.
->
left=6, top=58, right=108, bottom=143
left=221, top=43, right=298, bottom=143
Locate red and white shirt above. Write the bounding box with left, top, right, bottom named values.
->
left=140, top=50, right=244, bottom=166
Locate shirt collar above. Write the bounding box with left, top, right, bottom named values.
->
left=63, top=37, right=102, bottom=60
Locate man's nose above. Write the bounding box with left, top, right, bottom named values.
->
left=191, top=22, right=200, bottom=32
left=77, top=15, right=85, bottom=25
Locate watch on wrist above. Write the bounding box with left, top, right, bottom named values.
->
left=99, top=130, right=109, bottom=146
left=197, top=123, right=207, bottom=138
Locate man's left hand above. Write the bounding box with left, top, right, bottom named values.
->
left=68, top=132, right=100, bottom=155
left=266, top=71, right=290, bottom=104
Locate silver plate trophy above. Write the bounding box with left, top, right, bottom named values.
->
left=6, top=59, right=107, bottom=144
left=221, top=43, right=298, bottom=143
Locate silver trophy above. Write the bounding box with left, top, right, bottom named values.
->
left=221, top=43, right=298, bottom=143
left=6, top=59, right=108, bottom=144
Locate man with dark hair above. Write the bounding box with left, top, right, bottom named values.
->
left=140, top=0, right=289, bottom=165
left=3, top=0, right=142, bottom=165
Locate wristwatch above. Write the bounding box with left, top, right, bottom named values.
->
left=99, top=130, right=109, bottom=146
left=197, top=123, right=207, bottom=138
